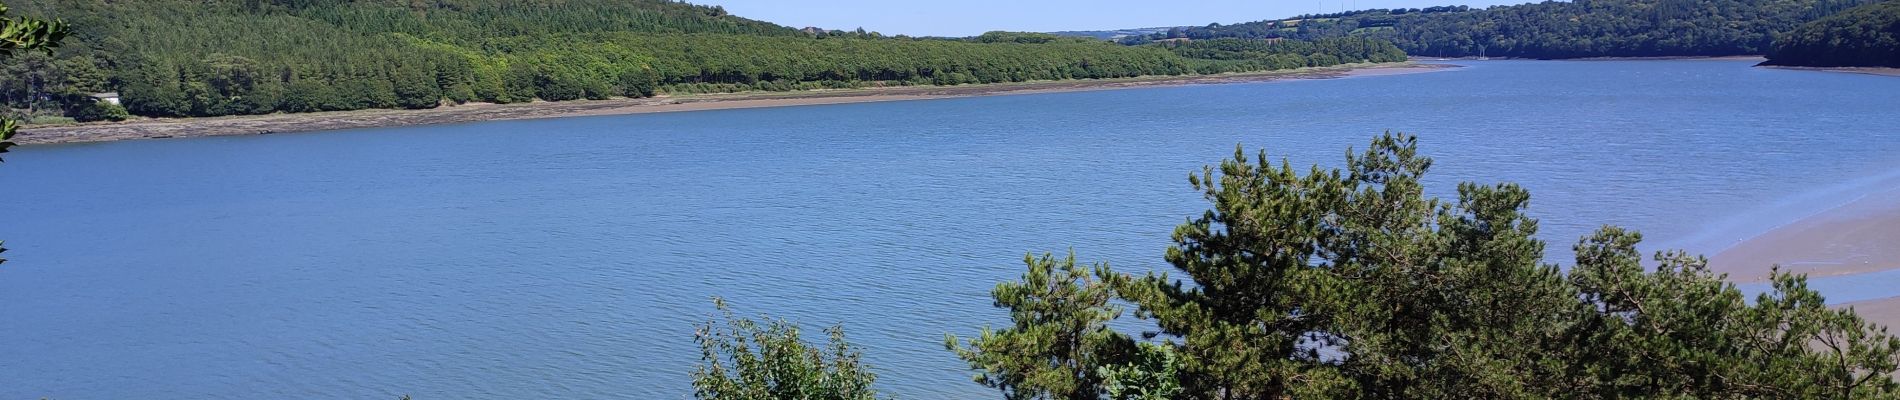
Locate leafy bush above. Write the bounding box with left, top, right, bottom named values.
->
left=68, top=101, right=128, bottom=122
left=1098, top=343, right=1183, bottom=400
left=692, top=298, right=883, bottom=400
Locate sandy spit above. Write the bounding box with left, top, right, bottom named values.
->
left=1710, top=181, right=1900, bottom=283
left=1759, top=65, right=1900, bottom=77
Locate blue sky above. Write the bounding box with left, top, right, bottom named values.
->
left=700, top=0, right=1533, bottom=37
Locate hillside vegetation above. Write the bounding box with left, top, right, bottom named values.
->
left=0, top=0, right=1405, bottom=120
left=1765, top=0, right=1900, bottom=67
left=1128, top=0, right=1877, bottom=59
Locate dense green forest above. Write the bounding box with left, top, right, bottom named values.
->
left=1163, top=37, right=1408, bottom=71
left=0, top=0, right=1404, bottom=121
left=1764, top=1, right=1900, bottom=67
left=1127, top=0, right=1878, bottom=59
left=699, top=134, right=1900, bottom=399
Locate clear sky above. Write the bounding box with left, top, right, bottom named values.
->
left=700, top=0, right=1534, bottom=37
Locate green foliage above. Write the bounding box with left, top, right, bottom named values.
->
left=693, top=297, right=883, bottom=400
left=945, top=252, right=1134, bottom=400
left=390, top=60, right=441, bottom=109
left=956, top=133, right=1900, bottom=399
left=0, top=2, right=64, bottom=57
left=1765, top=1, right=1900, bottom=67
left=971, top=31, right=1089, bottom=44
left=1098, top=342, right=1183, bottom=400
left=1106, top=141, right=1369, bottom=398
left=1160, top=37, right=1407, bottom=73
left=0, top=0, right=1405, bottom=119
left=0, top=1, right=68, bottom=266
left=1139, top=0, right=1878, bottom=59
left=0, top=0, right=65, bottom=160
left=0, top=111, right=16, bottom=162
left=66, top=99, right=126, bottom=122
left=618, top=66, right=660, bottom=98
left=1568, top=229, right=1900, bottom=398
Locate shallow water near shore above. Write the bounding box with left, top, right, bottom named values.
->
left=2, top=60, right=1898, bottom=398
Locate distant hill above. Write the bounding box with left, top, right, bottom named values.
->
left=1126, top=0, right=1878, bottom=59
left=1764, top=1, right=1900, bottom=68
left=0, top=0, right=1412, bottom=121
left=1048, top=27, right=1183, bottom=41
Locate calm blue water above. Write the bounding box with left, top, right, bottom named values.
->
left=2, top=60, right=1898, bottom=398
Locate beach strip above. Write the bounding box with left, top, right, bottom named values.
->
left=1710, top=179, right=1900, bottom=283
left=1843, top=296, right=1900, bottom=331
left=1760, top=65, right=1900, bottom=77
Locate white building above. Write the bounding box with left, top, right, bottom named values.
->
left=90, top=92, right=121, bottom=106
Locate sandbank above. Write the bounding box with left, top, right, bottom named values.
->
left=1710, top=181, right=1900, bottom=283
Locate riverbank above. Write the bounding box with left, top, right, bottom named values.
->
left=14, top=62, right=1453, bottom=145
left=1410, top=55, right=1766, bottom=62
left=1574, top=55, right=1766, bottom=62
left=1710, top=178, right=1900, bottom=283
left=1759, top=65, right=1900, bottom=77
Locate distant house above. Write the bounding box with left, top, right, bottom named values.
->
left=89, top=92, right=121, bottom=106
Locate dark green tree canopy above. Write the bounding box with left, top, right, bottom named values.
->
left=945, top=253, right=1135, bottom=400
left=950, top=133, right=1900, bottom=399
left=1130, top=0, right=1879, bottom=59
left=0, top=0, right=1405, bottom=120
left=1764, top=1, right=1900, bottom=68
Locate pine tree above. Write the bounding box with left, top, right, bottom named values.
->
left=945, top=253, right=1135, bottom=400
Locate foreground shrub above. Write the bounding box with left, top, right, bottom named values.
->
left=68, top=101, right=129, bottom=122
left=950, top=132, right=1900, bottom=399
left=692, top=298, right=882, bottom=400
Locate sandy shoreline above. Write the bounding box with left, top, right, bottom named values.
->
left=1843, top=296, right=1900, bottom=330
left=14, top=62, right=1454, bottom=145
left=1759, top=65, right=1900, bottom=77
left=1706, top=175, right=1900, bottom=332
left=1710, top=177, right=1900, bottom=283
left=1574, top=55, right=1768, bottom=62
left=1410, top=55, right=1767, bottom=62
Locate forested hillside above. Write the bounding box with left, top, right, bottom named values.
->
left=0, top=0, right=1405, bottom=121
left=1128, top=0, right=1877, bottom=59
left=1764, top=1, right=1900, bottom=67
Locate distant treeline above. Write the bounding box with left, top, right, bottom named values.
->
left=1127, top=0, right=1879, bottom=59
left=1165, top=37, right=1408, bottom=71
left=1764, top=1, right=1900, bottom=68
left=0, top=0, right=1406, bottom=121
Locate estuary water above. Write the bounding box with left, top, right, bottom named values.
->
left=3, top=60, right=1898, bottom=398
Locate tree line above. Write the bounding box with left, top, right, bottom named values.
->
left=0, top=0, right=1407, bottom=121
left=699, top=134, right=1900, bottom=399
left=1764, top=1, right=1900, bottom=68
left=1162, top=37, right=1409, bottom=72
left=1126, top=0, right=1881, bottom=59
